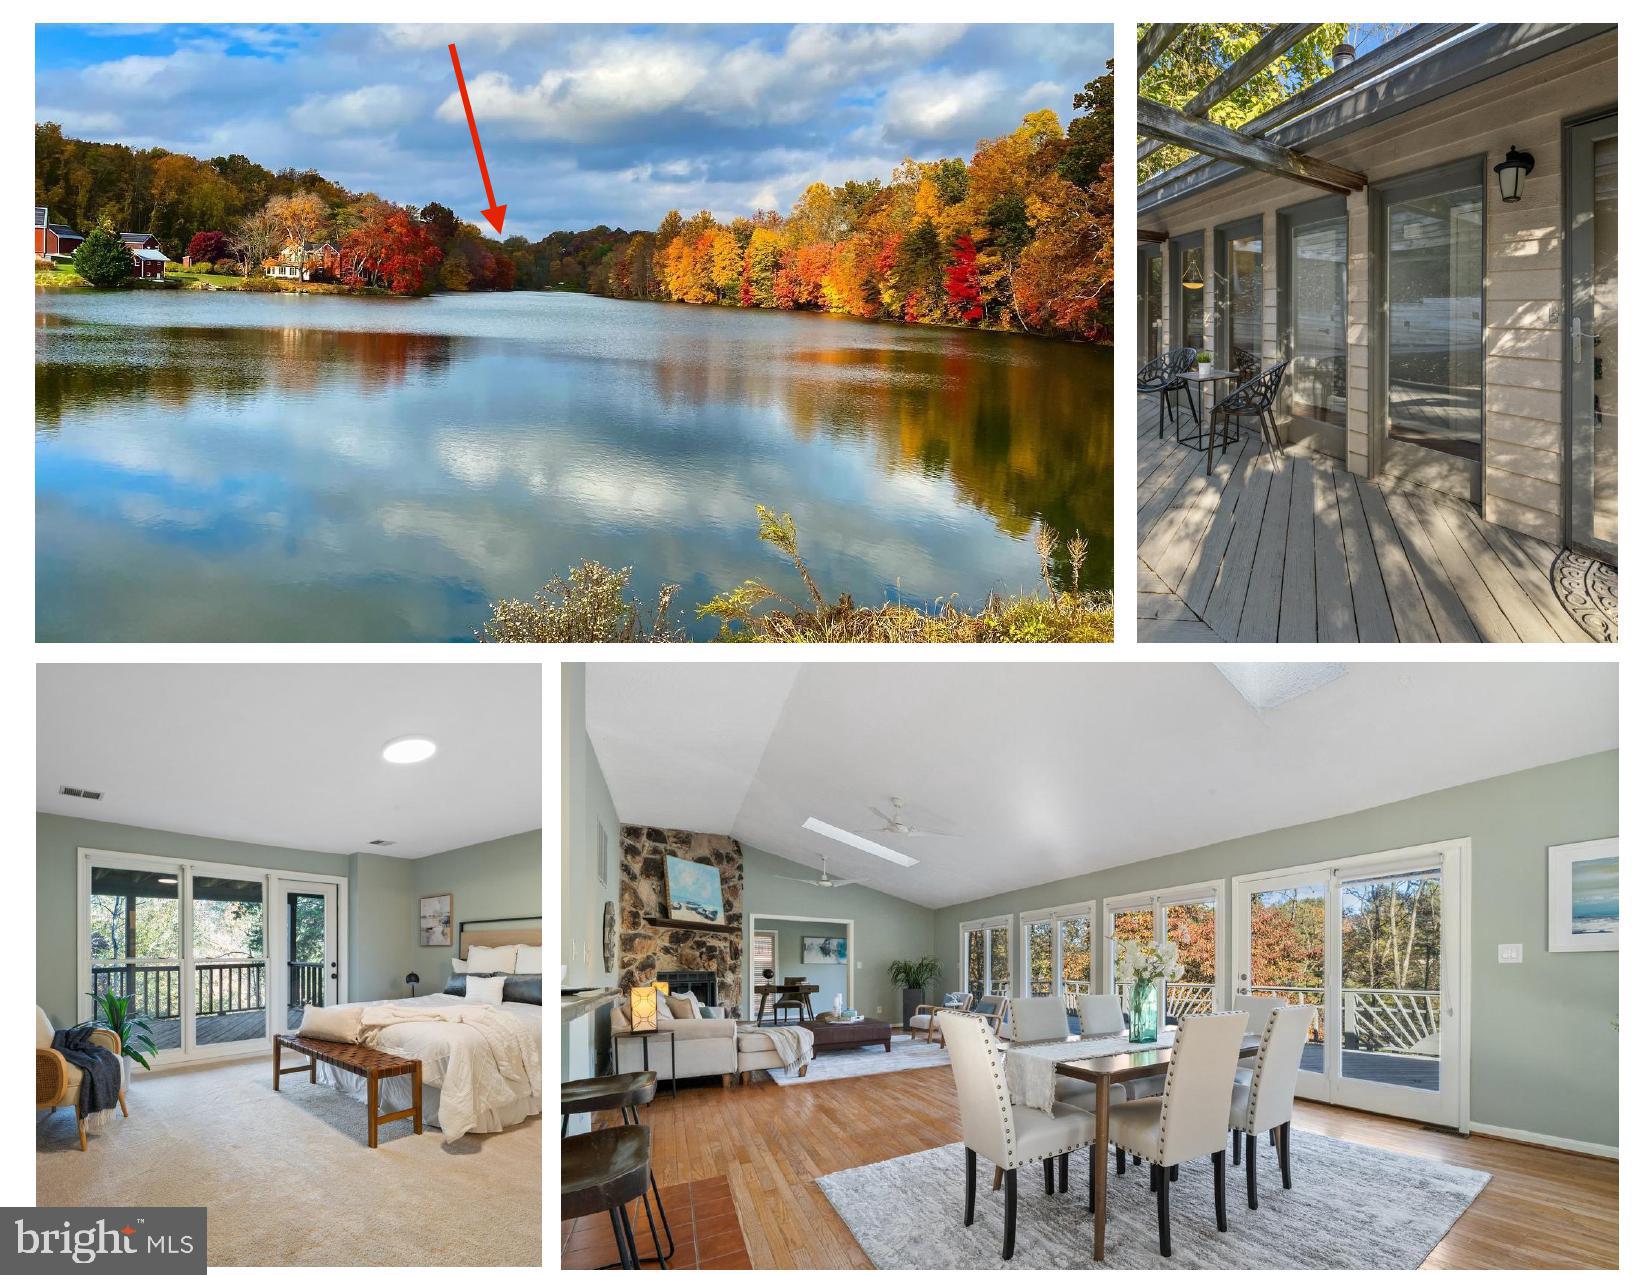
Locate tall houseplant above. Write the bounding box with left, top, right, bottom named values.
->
left=86, top=989, right=160, bottom=1071
left=889, top=956, right=943, bottom=1029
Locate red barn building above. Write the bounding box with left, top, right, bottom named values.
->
left=34, top=207, right=84, bottom=259
left=120, top=231, right=171, bottom=280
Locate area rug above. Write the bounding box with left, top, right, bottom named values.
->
left=1552, top=549, right=1618, bottom=642
left=769, top=1035, right=951, bottom=1085
left=37, top=1057, right=539, bottom=1266
left=817, top=1130, right=1489, bottom=1268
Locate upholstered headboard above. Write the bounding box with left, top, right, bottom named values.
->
left=458, top=916, right=542, bottom=958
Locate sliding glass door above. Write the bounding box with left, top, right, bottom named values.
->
left=1105, top=882, right=1222, bottom=1023
left=190, top=871, right=267, bottom=1051
left=278, top=880, right=339, bottom=1028
left=1282, top=197, right=1348, bottom=445
left=1020, top=903, right=1093, bottom=1012
left=1140, top=245, right=1164, bottom=363
left=1234, top=841, right=1465, bottom=1127
left=88, top=862, right=183, bottom=1056
left=1218, top=219, right=1264, bottom=377
left=1172, top=233, right=1206, bottom=353
left=1565, top=111, right=1618, bottom=563
left=960, top=916, right=1011, bottom=1000
left=1378, top=161, right=1484, bottom=502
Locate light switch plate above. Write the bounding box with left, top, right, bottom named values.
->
left=1498, top=943, right=1523, bottom=964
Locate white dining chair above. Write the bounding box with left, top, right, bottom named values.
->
left=1105, top=1010, right=1248, bottom=1258
left=1229, top=1003, right=1315, bottom=1209
left=1006, top=995, right=1071, bottom=1043
left=1076, top=993, right=1125, bottom=1035
left=1232, top=993, right=1288, bottom=1072
left=938, top=1010, right=1095, bottom=1260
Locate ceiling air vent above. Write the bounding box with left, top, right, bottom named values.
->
left=59, top=786, right=103, bottom=801
left=369, top=838, right=395, bottom=846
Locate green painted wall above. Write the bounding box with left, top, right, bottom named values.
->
left=754, top=918, right=850, bottom=1010
left=409, top=829, right=543, bottom=994
left=37, top=813, right=354, bottom=1026
left=744, top=845, right=939, bottom=1023
left=929, top=752, right=1619, bottom=1150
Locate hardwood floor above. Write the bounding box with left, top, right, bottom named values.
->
left=593, top=1064, right=1618, bottom=1269
left=1136, top=401, right=1597, bottom=644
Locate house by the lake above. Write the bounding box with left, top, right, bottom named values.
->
left=267, top=241, right=340, bottom=282
left=34, top=207, right=84, bottom=260
left=120, top=231, right=171, bottom=280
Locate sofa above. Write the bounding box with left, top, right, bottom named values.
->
left=609, top=1001, right=737, bottom=1084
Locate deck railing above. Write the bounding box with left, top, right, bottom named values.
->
left=92, top=961, right=326, bottom=1021
left=1027, top=979, right=1090, bottom=1012
left=1250, top=984, right=1440, bottom=1055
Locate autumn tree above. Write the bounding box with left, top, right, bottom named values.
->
left=72, top=227, right=133, bottom=288
left=943, top=233, right=984, bottom=323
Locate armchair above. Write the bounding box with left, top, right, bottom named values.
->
left=36, top=1006, right=128, bottom=1151
left=909, top=992, right=973, bottom=1044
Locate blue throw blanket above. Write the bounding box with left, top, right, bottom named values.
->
left=51, top=1026, right=122, bottom=1117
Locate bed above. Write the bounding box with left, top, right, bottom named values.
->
left=316, top=919, right=543, bottom=1143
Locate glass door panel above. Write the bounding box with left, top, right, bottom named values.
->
left=962, top=921, right=1010, bottom=999
left=190, top=874, right=267, bottom=1048
left=279, top=880, right=339, bottom=1027
left=1057, top=914, right=1092, bottom=1013
left=88, top=864, right=182, bottom=1055
left=1288, top=214, right=1347, bottom=427
left=1566, top=113, right=1618, bottom=562
left=1174, top=236, right=1205, bottom=352
left=1239, top=878, right=1329, bottom=1089
left=1106, top=906, right=1154, bottom=1006
left=1226, top=229, right=1264, bottom=377
left=1382, top=167, right=1483, bottom=500
left=1142, top=247, right=1164, bottom=362
left=1023, top=918, right=1054, bottom=999
left=1337, top=868, right=1443, bottom=1096
left=1165, top=899, right=1217, bottom=1020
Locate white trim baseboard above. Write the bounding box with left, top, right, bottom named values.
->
left=1469, top=1121, right=1618, bottom=1160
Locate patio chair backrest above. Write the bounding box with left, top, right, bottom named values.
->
left=1007, top=995, right=1069, bottom=1042
left=1076, top=993, right=1125, bottom=1035
left=1138, top=346, right=1197, bottom=389
left=1240, top=1004, right=1316, bottom=1134
left=1216, top=359, right=1291, bottom=416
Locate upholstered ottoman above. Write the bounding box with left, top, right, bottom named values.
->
left=734, top=1026, right=813, bottom=1085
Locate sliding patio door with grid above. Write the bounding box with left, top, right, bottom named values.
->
left=1103, top=882, right=1222, bottom=1022
left=1233, top=840, right=1467, bottom=1129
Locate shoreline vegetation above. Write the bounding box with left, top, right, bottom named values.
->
left=477, top=506, right=1113, bottom=644
left=35, top=66, right=1111, bottom=341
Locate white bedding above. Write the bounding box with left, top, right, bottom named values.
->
left=315, top=992, right=542, bottom=1143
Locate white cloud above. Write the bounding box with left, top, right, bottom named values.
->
left=291, top=84, right=420, bottom=135
left=882, top=69, right=1006, bottom=143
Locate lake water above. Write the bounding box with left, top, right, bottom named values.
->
left=36, top=290, right=1113, bottom=641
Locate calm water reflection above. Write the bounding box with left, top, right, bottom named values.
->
left=36, top=291, right=1113, bottom=641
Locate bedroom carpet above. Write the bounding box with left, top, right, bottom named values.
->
left=36, top=1057, right=540, bottom=1267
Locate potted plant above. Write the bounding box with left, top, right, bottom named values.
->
left=86, top=988, right=160, bottom=1087
left=1114, top=940, right=1184, bottom=1044
left=1196, top=350, right=1212, bottom=365
left=889, top=956, right=943, bottom=1028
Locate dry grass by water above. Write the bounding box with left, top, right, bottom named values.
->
left=477, top=506, right=1113, bottom=644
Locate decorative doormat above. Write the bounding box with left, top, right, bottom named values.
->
left=817, top=1131, right=1489, bottom=1269
left=1552, top=550, right=1618, bottom=642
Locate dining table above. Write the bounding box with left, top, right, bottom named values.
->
left=1008, top=1031, right=1261, bottom=1261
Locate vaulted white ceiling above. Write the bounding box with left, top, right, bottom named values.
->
left=38, top=663, right=542, bottom=858
left=585, top=662, right=1617, bottom=909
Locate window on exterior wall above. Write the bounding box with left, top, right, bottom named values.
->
left=751, top=930, right=775, bottom=970
left=1173, top=235, right=1205, bottom=353
left=1141, top=246, right=1163, bottom=362
left=960, top=917, right=1011, bottom=999
left=1283, top=199, right=1348, bottom=429
left=1105, top=882, right=1223, bottom=1021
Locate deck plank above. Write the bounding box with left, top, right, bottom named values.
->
left=1313, top=461, right=1357, bottom=641
left=1357, top=481, right=1438, bottom=642
left=1181, top=447, right=1261, bottom=615
left=1141, top=433, right=1255, bottom=593
left=1277, top=456, right=1319, bottom=642
left=1236, top=452, right=1296, bottom=642
left=1405, top=495, right=1520, bottom=643
left=1336, top=470, right=1398, bottom=643
left=1205, top=450, right=1276, bottom=640
left=1435, top=505, right=1564, bottom=642
left=1382, top=490, right=1482, bottom=642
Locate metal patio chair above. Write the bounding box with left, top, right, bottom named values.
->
left=1138, top=347, right=1199, bottom=439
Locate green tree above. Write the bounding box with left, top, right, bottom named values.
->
left=1138, top=23, right=1350, bottom=180
left=71, top=226, right=132, bottom=288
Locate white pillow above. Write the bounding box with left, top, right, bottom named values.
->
left=464, top=944, right=517, bottom=975
left=451, top=957, right=468, bottom=974
left=514, top=944, right=543, bottom=975
left=298, top=1005, right=363, bottom=1043
left=464, top=975, right=506, bottom=1004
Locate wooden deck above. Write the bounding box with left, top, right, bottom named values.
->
left=150, top=1007, right=299, bottom=1051
left=1137, top=402, right=1597, bottom=643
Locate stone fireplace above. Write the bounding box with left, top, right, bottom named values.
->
left=618, top=826, right=744, bottom=1014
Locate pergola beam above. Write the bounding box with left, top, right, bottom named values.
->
left=1139, top=23, right=1323, bottom=163
left=1141, top=25, right=1473, bottom=193
left=1137, top=25, right=1188, bottom=76
left=1137, top=229, right=1169, bottom=243
left=1136, top=97, right=1367, bottom=195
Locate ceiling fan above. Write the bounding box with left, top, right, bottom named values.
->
left=860, top=796, right=958, bottom=839
left=776, top=855, right=866, bottom=889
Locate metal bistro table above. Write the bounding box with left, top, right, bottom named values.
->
left=1057, top=1033, right=1260, bottom=1261
left=612, top=1028, right=678, bottom=1097
left=1172, top=365, right=1243, bottom=475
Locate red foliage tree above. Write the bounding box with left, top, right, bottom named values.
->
left=339, top=207, right=442, bottom=295
left=943, top=233, right=985, bottom=323
left=186, top=230, right=229, bottom=263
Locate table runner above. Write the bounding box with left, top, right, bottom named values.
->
left=1003, top=1030, right=1174, bottom=1114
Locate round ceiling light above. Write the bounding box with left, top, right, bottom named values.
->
left=382, top=736, right=438, bottom=765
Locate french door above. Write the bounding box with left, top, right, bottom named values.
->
left=277, top=880, right=339, bottom=1030
left=1020, top=903, right=1093, bottom=1008
left=1233, top=841, right=1467, bottom=1128
left=1565, top=110, right=1618, bottom=564
left=1104, top=882, right=1221, bottom=1021
left=960, top=916, right=1011, bottom=1000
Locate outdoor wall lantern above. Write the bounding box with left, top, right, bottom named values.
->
left=1181, top=255, right=1204, bottom=289
left=1494, top=146, right=1535, bottom=203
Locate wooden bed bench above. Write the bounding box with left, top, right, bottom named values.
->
left=273, top=1033, right=423, bottom=1148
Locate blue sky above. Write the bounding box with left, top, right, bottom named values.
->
left=36, top=23, right=1113, bottom=240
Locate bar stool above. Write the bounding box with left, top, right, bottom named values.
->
left=562, top=1072, right=674, bottom=1266
left=563, top=1126, right=652, bottom=1269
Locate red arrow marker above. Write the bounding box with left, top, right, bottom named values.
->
left=448, top=43, right=507, bottom=234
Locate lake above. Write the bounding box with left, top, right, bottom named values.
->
left=36, top=290, right=1113, bottom=641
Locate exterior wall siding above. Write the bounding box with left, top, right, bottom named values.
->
left=1139, top=30, right=1616, bottom=545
